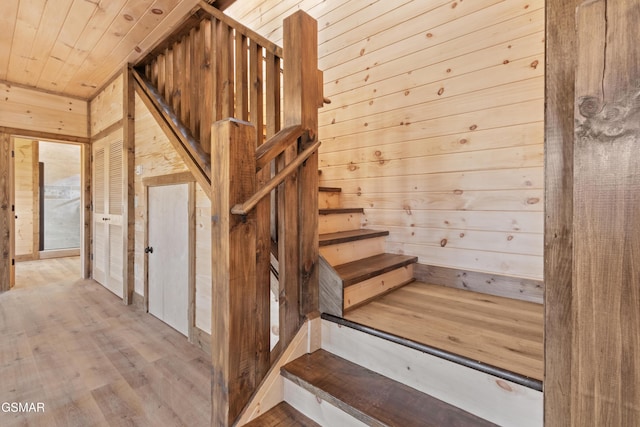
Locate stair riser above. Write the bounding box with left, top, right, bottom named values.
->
left=344, top=265, right=414, bottom=311
left=320, top=320, right=543, bottom=427
left=283, top=378, right=368, bottom=427
left=319, top=237, right=385, bottom=266
left=319, top=191, right=342, bottom=209
left=319, top=212, right=364, bottom=234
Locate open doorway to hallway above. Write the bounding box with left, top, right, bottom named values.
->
left=12, top=138, right=83, bottom=287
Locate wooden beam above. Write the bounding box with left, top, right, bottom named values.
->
left=0, top=127, right=90, bottom=144
left=0, top=132, right=11, bottom=292
left=570, top=1, right=640, bottom=425
left=284, top=11, right=320, bottom=319
left=544, top=0, right=581, bottom=423
left=210, top=119, right=267, bottom=427
left=122, top=66, right=135, bottom=304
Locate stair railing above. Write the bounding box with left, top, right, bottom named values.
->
left=209, top=11, right=320, bottom=425
left=135, top=4, right=320, bottom=425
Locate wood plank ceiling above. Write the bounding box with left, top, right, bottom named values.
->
left=0, top=0, right=233, bottom=100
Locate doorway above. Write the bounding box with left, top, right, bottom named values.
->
left=10, top=136, right=86, bottom=288
left=144, top=176, right=195, bottom=338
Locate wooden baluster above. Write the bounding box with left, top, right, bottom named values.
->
left=251, top=40, right=270, bottom=369
left=172, top=40, right=183, bottom=119
left=201, top=19, right=213, bottom=154
left=182, top=35, right=191, bottom=128
left=210, top=119, right=262, bottom=427
left=164, top=47, right=173, bottom=106
left=157, top=54, right=165, bottom=101
left=235, top=33, right=249, bottom=121
left=190, top=26, right=200, bottom=138
left=265, top=51, right=281, bottom=254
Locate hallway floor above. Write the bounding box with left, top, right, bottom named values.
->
left=0, top=257, right=210, bottom=427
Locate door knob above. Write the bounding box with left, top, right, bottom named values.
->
left=144, top=246, right=153, bottom=254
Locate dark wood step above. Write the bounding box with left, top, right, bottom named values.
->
left=319, top=229, right=389, bottom=247
left=319, top=207, right=363, bottom=215
left=243, top=402, right=320, bottom=427
left=335, top=253, right=418, bottom=287
left=319, top=186, right=341, bottom=193
left=281, top=349, right=496, bottom=427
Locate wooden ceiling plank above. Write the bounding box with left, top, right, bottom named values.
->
left=55, top=0, right=129, bottom=94
left=6, top=0, right=47, bottom=85
left=0, top=1, right=20, bottom=81
left=67, top=0, right=187, bottom=96
left=61, top=0, right=157, bottom=93
left=35, top=0, right=100, bottom=94
left=23, top=0, right=76, bottom=88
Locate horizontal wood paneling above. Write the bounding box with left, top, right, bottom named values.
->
left=0, top=82, right=88, bottom=138
left=90, top=73, right=124, bottom=137
left=133, top=93, right=211, bottom=333
left=227, top=0, right=545, bottom=282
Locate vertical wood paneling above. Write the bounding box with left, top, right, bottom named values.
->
left=571, top=1, right=640, bottom=425
left=227, top=0, right=545, bottom=284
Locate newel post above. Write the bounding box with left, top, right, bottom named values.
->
left=282, top=11, right=320, bottom=341
left=210, top=118, right=265, bottom=426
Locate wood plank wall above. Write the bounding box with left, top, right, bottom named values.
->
left=0, top=81, right=88, bottom=138
left=226, top=0, right=545, bottom=283
left=134, top=93, right=212, bottom=334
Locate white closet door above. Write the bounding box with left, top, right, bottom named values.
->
left=92, top=139, right=123, bottom=298
left=148, top=183, right=189, bottom=336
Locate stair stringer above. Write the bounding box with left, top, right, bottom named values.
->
left=235, top=315, right=321, bottom=426
left=320, top=319, right=543, bottom=427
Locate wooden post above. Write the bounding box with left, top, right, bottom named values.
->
left=0, top=132, right=11, bottom=292
left=569, top=1, right=640, bottom=425
left=122, top=65, right=136, bottom=304
left=211, top=119, right=268, bottom=427
left=283, top=11, right=320, bottom=322
left=544, top=0, right=581, bottom=424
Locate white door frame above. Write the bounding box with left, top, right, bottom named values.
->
left=143, top=172, right=196, bottom=340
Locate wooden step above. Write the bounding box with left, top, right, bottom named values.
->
left=244, top=402, right=320, bottom=427
left=281, top=349, right=496, bottom=427
left=319, top=229, right=388, bottom=265
left=320, top=317, right=543, bottom=427
left=318, top=187, right=342, bottom=209
left=336, top=254, right=417, bottom=311
left=319, top=229, right=388, bottom=246
left=318, top=208, right=364, bottom=235
left=335, top=253, right=417, bottom=286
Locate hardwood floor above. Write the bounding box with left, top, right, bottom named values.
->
left=345, top=281, right=544, bottom=381
left=1, top=257, right=210, bottom=427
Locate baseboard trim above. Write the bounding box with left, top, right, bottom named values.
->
left=413, top=263, right=543, bottom=304
left=191, top=327, right=211, bottom=356
left=39, top=248, right=81, bottom=259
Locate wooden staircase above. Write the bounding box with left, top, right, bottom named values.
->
left=318, top=186, right=417, bottom=315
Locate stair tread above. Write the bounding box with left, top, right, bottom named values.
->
left=319, top=207, right=363, bottom=215
left=282, top=349, right=496, bottom=427
left=319, top=229, right=389, bottom=246
left=335, top=253, right=418, bottom=287
left=243, top=402, right=320, bottom=427
left=319, top=186, right=341, bottom=192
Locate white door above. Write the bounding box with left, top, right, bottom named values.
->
left=148, top=183, right=189, bottom=336
left=92, top=139, right=123, bottom=297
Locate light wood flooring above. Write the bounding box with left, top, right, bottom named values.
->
left=0, top=257, right=210, bottom=427
left=345, top=281, right=544, bottom=381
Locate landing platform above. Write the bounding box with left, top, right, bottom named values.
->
left=343, top=281, right=544, bottom=383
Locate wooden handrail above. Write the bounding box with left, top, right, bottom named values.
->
left=198, top=1, right=284, bottom=58
left=231, top=139, right=321, bottom=215
left=255, top=125, right=304, bottom=171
